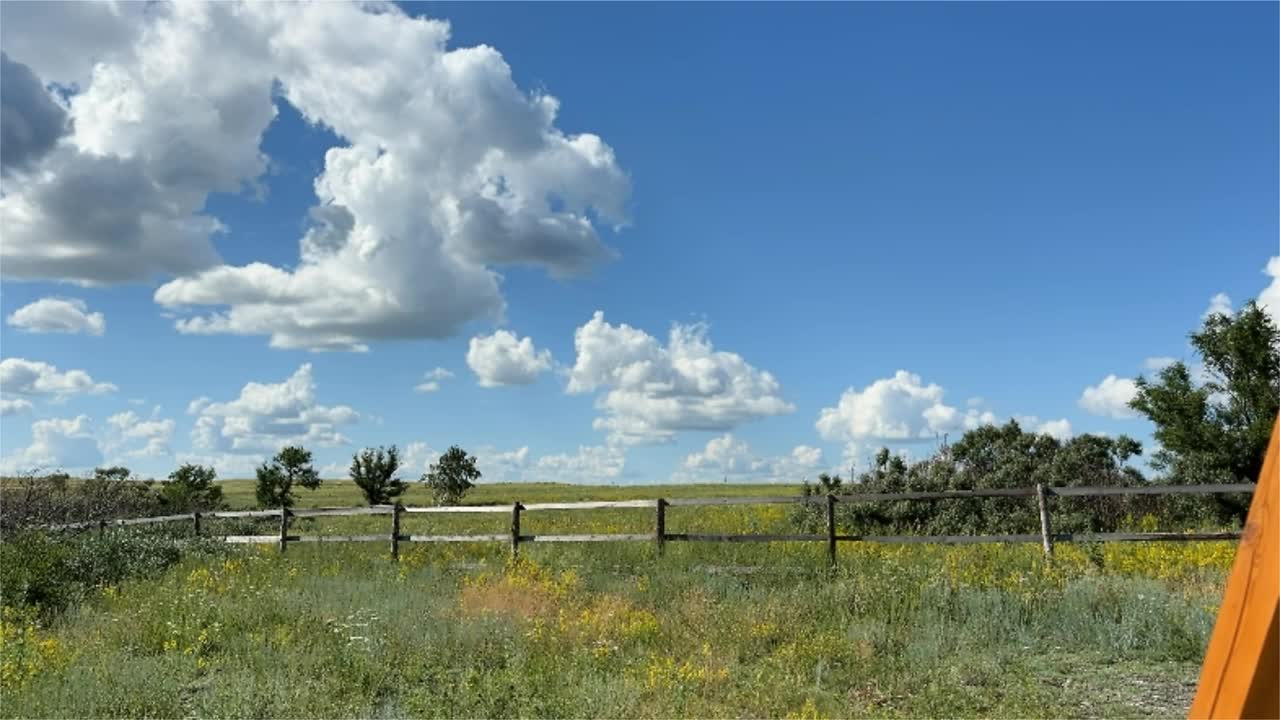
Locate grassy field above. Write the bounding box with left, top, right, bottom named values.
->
left=213, top=478, right=808, bottom=509
left=1, top=482, right=1235, bottom=718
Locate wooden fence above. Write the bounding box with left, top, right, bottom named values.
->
left=44, top=482, right=1255, bottom=563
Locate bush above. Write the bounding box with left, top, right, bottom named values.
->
left=0, top=527, right=228, bottom=618
left=0, top=468, right=166, bottom=532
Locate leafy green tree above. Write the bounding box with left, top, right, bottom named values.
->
left=162, top=464, right=224, bottom=512
left=422, top=446, right=480, bottom=506
left=830, top=421, right=1148, bottom=536
left=255, top=446, right=321, bottom=509
left=1131, top=301, right=1280, bottom=487
left=350, top=445, right=407, bottom=505
left=1045, top=434, right=1145, bottom=531
left=91, top=466, right=133, bottom=482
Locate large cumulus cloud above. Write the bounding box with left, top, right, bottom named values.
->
left=1, top=2, right=629, bottom=349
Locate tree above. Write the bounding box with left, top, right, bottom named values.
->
left=91, top=466, right=133, bottom=483
left=827, top=421, right=1148, bottom=536
left=82, top=466, right=156, bottom=517
left=255, top=446, right=321, bottom=509
left=422, top=446, right=480, bottom=506
left=350, top=445, right=406, bottom=505
left=1131, top=301, right=1280, bottom=486
left=162, top=464, right=224, bottom=512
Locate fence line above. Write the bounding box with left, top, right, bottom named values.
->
left=38, top=482, right=1256, bottom=561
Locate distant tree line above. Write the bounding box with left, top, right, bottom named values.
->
left=798, top=301, right=1279, bottom=535
left=1, top=464, right=226, bottom=532
left=1, top=442, right=483, bottom=531
left=253, top=443, right=480, bottom=508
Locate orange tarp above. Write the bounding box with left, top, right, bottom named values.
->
left=1189, top=415, right=1280, bottom=720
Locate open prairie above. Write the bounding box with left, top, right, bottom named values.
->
left=1, top=482, right=1234, bottom=719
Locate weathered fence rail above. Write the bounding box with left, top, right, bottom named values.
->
left=38, top=482, right=1256, bottom=562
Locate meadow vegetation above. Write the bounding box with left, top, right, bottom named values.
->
left=0, top=482, right=1236, bottom=719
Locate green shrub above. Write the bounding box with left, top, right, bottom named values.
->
left=160, top=464, right=224, bottom=513
left=0, top=528, right=228, bottom=618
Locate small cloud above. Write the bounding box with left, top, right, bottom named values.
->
left=1036, top=418, right=1073, bottom=440
left=414, top=367, right=455, bottom=393
left=1078, top=375, right=1139, bottom=419
left=0, top=398, right=33, bottom=416
left=1203, top=292, right=1232, bottom=319
left=0, top=358, right=116, bottom=400
left=1013, top=415, right=1074, bottom=440
left=6, top=297, right=105, bottom=336
left=467, top=330, right=553, bottom=387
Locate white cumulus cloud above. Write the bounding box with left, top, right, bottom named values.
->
left=0, top=358, right=116, bottom=400
left=1, top=3, right=270, bottom=285
left=1013, top=415, right=1075, bottom=441
left=0, top=415, right=103, bottom=474
left=1035, top=418, right=1074, bottom=441
left=104, top=409, right=175, bottom=458
left=43, top=1, right=638, bottom=351
left=674, top=434, right=825, bottom=484
left=401, top=441, right=440, bottom=476
left=403, top=441, right=621, bottom=484
left=566, top=311, right=793, bottom=445
left=474, top=445, right=532, bottom=481
left=1203, top=292, right=1232, bottom=319
left=530, top=445, right=626, bottom=483
left=467, top=330, right=553, bottom=387
left=815, top=370, right=993, bottom=446
left=189, top=363, right=358, bottom=454
left=173, top=452, right=265, bottom=479
left=1078, top=374, right=1139, bottom=419
left=6, top=297, right=105, bottom=335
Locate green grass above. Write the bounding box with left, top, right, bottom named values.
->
left=214, top=479, right=805, bottom=510
left=1, top=484, right=1233, bottom=719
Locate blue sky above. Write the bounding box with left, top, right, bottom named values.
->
left=1, top=1, right=1276, bottom=483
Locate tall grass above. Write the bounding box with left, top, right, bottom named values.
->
left=1, top=533, right=1229, bottom=718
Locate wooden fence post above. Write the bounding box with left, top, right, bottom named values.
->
left=510, top=502, right=522, bottom=559
left=655, top=498, right=667, bottom=557
left=390, top=504, right=401, bottom=561
left=278, top=508, right=289, bottom=553
left=826, top=494, right=838, bottom=568
left=192, top=511, right=201, bottom=537
left=1035, top=483, right=1053, bottom=560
